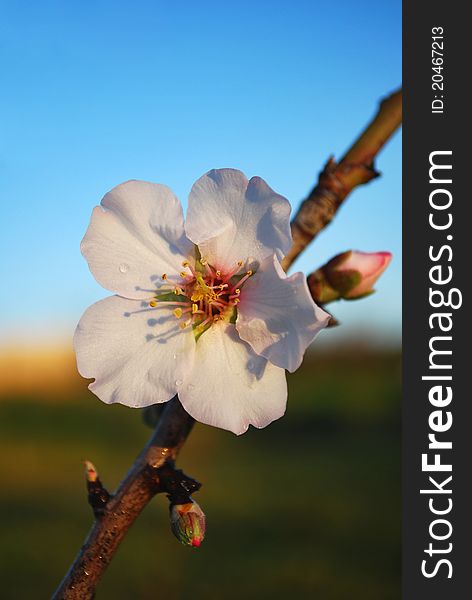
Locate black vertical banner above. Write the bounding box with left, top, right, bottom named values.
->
left=403, top=2, right=469, bottom=598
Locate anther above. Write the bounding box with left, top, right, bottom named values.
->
left=149, top=300, right=158, bottom=307
left=216, top=270, right=221, bottom=277
left=192, top=303, right=198, bottom=314
left=174, top=286, right=183, bottom=295
left=162, top=273, right=168, bottom=280
left=173, top=308, right=183, bottom=319
left=182, top=260, right=190, bottom=268
left=180, top=271, right=188, bottom=279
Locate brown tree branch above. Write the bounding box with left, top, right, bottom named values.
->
left=280, top=89, right=402, bottom=271
left=52, top=88, right=402, bottom=600
left=52, top=398, right=194, bottom=599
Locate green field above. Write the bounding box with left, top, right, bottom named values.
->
left=0, top=349, right=401, bottom=599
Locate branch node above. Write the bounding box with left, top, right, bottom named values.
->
left=282, top=87, right=401, bottom=270
left=157, top=463, right=202, bottom=504
left=84, top=460, right=111, bottom=518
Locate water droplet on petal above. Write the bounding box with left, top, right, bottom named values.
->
left=175, top=379, right=183, bottom=387
left=119, top=263, right=129, bottom=273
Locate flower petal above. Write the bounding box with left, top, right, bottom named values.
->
left=343, top=251, right=392, bottom=298
left=185, top=169, right=292, bottom=271
left=81, top=180, right=194, bottom=299
left=178, top=323, right=287, bottom=435
left=74, top=295, right=195, bottom=407
left=236, top=255, right=330, bottom=372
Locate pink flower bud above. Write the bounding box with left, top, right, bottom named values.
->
left=325, top=250, right=392, bottom=299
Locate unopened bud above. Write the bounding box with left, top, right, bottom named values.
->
left=309, top=250, right=392, bottom=303
left=83, top=460, right=110, bottom=517
left=84, top=460, right=98, bottom=483
left=170, top=501, right=206, bottom=548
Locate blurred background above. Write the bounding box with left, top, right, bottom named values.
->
left=0, top=1, right=401, bottom=598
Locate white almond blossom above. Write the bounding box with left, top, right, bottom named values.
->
left=74, top=169, right=329, bottom=434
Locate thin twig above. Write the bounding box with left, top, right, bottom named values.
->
left=52, top=88, right=402, bottom=600
left=281, top=89, right=402, bottom=270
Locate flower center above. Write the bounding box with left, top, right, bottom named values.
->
left=148, top=258, right=253, bottom=336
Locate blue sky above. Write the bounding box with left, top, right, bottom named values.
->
left=0, top=0, right=401, bottom=346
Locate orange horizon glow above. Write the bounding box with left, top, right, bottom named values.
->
left=0, top=346, right=84, bottom=399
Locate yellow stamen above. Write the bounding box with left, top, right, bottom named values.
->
left=182, top=260, right=190, bottom=268
left=246, top=270, right=253, bottom=276
left=162, top=273, right=167, bottom=280
left=216, top=270, right=221, bottom=277
left=179, top=322, right=187, bottom=329
left=174, top=286, right=183, bottom=295
left=235, top=289, right=240, bottom=295
left=180, top=271, right=188, bottom=279
left=192, top=303, right=198, bottom=314
left=237, top=260, right=243, bottom=267
left=207, top=291, right=220, bottom=304
left=173, top=308, right=183, bottom=319
left=149, top=300, right=158, bottom=307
